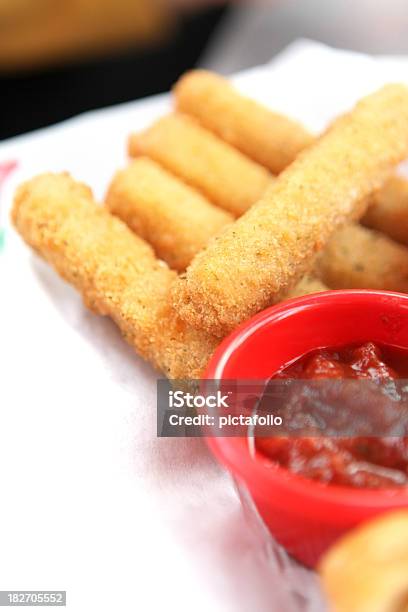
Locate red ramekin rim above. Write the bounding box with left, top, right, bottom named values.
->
left=204, top=290, right=408, bottom=509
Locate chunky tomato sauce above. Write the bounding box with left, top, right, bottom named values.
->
left=256, top=342, right=408, bottom=488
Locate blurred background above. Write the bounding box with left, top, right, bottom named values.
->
left=2, top=0, right=408, bottom=140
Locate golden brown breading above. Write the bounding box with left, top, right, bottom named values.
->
left=105, top=159, right=329, bottom=293
left=363, top=175, right=408, bottom=245
left=175, top=69, right=408, bottom=247
left=315, top=223, right=408, bottom=291
left=128, top=113, right=272, bottom=217
left=174, top=70, right=315, bottom=174
left=285, top=275, right=328, bottom=299
left=11, top=173, right=218, bottom=379
left=105, top=157, right=233, bottom=271
left=319, top=511, right=408, bottom=612
left=173, top=84, right=408, bottom=337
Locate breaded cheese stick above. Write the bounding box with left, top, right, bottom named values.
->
left=173, top=85, right=408, bottom=337
left=107, top=162, right=407, bottom=294
left=363, top=175, right=408, bottom=245
left=105, top=158, right=329, bottom=294
left=12, top=173, right=218, bottom=379
left=176, top=70, right=408, bottom=246
left=174, top=70, right=315, bottom=174
left=105, top=157, right=233, bottom=271
left=319, top=511, right=408, bottom=612
left=128, top=113, right=271, bottom=217
left=315, top=223, right=408, bottom=292
left=105, top=159, right=327, bottom=294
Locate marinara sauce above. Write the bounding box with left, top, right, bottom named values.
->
left=256, top=342, right=408, bottom=488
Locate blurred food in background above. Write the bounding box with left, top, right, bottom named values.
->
left=0, top=0, right=170, bottom=70
left=0, top=0, right=228, bottom=139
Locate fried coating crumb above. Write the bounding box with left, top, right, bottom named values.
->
left=285, top=275, right=328, bottom=299
left=12, top=173, right=219, bottom=379
left=128, top=113, right=272, bottom=217
left=173, top=84, right=408, bottom=337
left=175, top=70, right=408, bottom=249
left=174, top=70, right=315, bottom=174
left=315, top=223, right=408, bottom=292
left=104, top=158, right=327, bottom=296
left=105, top=157, right=233, bottom=271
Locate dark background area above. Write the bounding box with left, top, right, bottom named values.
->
left=0, top=5, right=228, bottom=141
left=4, top=1, right=408, bottom=142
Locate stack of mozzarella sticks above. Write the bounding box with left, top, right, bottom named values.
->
left=12, top=71, right=408, bottom=377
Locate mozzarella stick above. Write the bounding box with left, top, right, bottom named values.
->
left=319, top=511, right=408, bottom=612
left=107, top=162, right=407, bottom=295
left=173, top=85, right=408, bottom=337
left=176, top=70, right=408, bottom=245
left=363, top=175, right=408, bottom=245
left=315, top=224, right=408, bottom=292
left=174, top=70, right=315, bottom=174
left=106, top=158, right=328, bottom=294
left=109, top=160, right=408, bottom=296
left=105, top=157, right=233, bottom=271
left=128, top=113, right=271, bottom=217
left=12, top=173, right=218, bottom=379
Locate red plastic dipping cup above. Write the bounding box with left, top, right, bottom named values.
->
left=204, top=290, right=408, bottom=567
